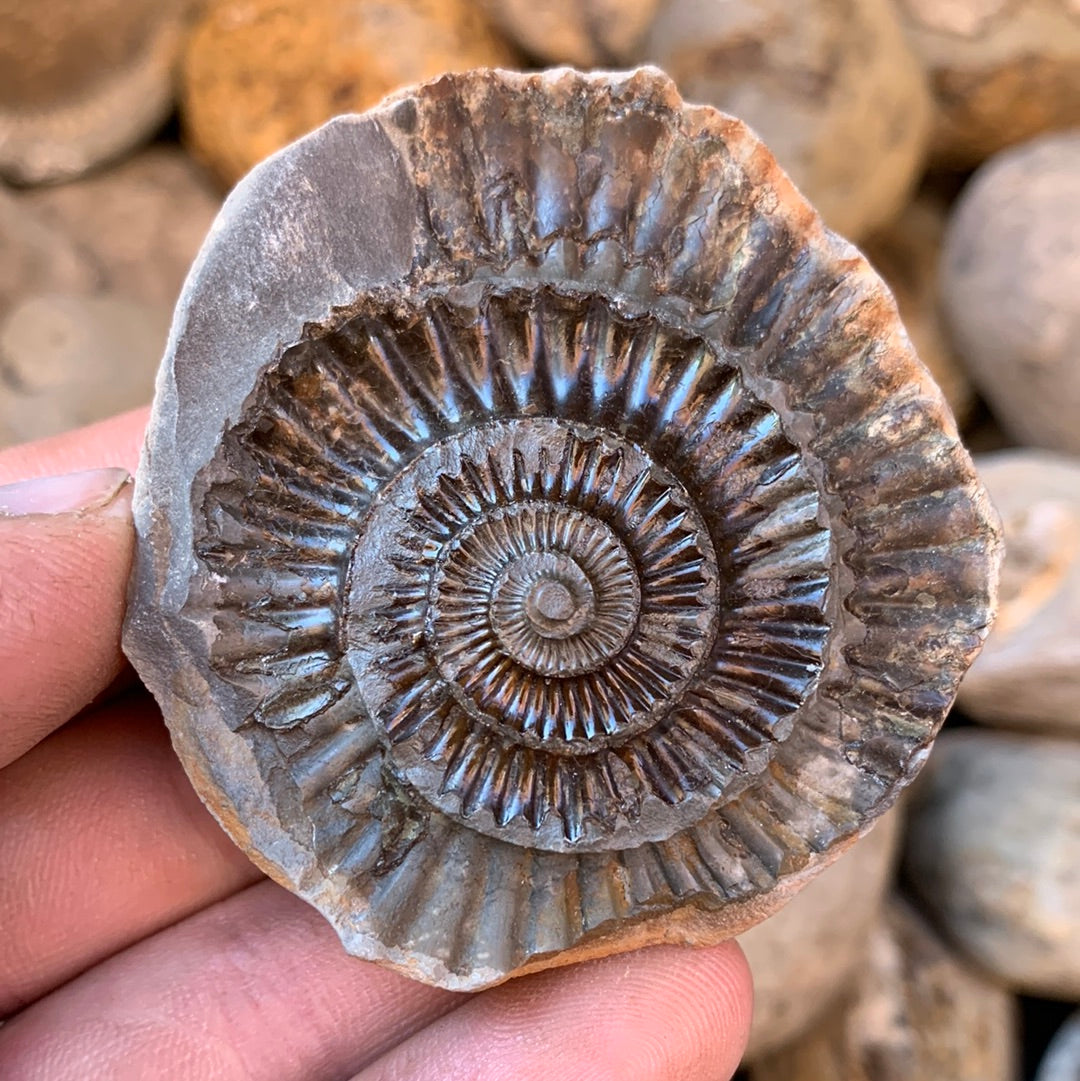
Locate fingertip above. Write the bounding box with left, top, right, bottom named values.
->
left=598, top=940, right=754, bottom=1079
left=702, top=939, right=755, bottom=1070
left=0, top=486, right=135, bottom=767
left=0, top=467, right=131, bottom=517
left=358, top=938, right=755, bottom=1081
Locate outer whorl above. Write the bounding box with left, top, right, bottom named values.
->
left=123, top=67, right=1002, bottom=990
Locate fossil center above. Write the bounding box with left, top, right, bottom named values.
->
left=348, top=417, right=718, bottom=747
left=525, top=573, right=578, bottom=625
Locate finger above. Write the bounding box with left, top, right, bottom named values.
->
left=0, top=407, right=149, bottom=765
left=0, top=407, right=147, bottom=486
left=0, top=694, right=261, bottom=1016
left=356, top=942, right=752, bottom=1081
left=0, top=881, right=461, bottom=1081
left=0, top=469, right=135, bottom=767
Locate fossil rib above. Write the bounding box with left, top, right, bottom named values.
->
left=123, top=66, right=1002, bottom=991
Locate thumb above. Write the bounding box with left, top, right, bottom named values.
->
left=0, top=468, right=134, bottom=769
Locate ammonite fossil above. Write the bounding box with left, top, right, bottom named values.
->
left=123, top=67, right=1002, bottom=990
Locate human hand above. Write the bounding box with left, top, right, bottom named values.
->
left=0, top=408, right=752, bottom=1081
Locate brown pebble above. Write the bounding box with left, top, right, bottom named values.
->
left=477, top=0, right=660, bottom=66
left=640, top=0, right=932, bottom=240
left=896, top=0, right=1080, bottom=168
left=0, top=0, right=192, bottom=184
left=181, top=0, right=519, bottom=186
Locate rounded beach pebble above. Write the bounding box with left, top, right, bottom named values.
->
left=941, top=133, right=1080, bottom=454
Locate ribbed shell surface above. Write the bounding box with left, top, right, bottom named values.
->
left=123, top=67, right=1001, bottom=990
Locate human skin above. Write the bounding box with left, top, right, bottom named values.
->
left=0, top=407, right=752, bottom=1080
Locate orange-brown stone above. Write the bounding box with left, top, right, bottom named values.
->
left=181, top=0, right=518, bottom=186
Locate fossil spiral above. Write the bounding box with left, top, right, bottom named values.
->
left=123, top=67, right=1002, bottom=990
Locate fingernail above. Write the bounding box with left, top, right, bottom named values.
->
left=0, top=467, right=132, bottom=517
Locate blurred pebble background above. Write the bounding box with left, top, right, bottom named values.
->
left=1, top=1, right=1078, bottom=1078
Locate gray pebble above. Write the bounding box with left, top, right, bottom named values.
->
left=0, top=292, right=168, bottom=445
left=1035, top=1011, right=1080, bottom=1081
left=957, top=450, right=1080, bottom=737
left=905, top=730, right=1080, bottom=999
left=941, top=133, right=1080, bottom=453
left=740, top=809, right=901, bottom=1061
